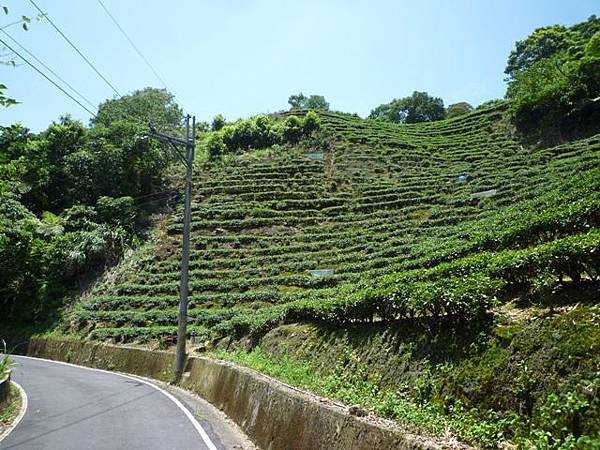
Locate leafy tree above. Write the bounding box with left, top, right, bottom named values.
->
left=211, top=114, right=226, bottom=131
left=92, top=87, right=183, bottom=131
left=505, top=16, right=600, bottom=140
left=505, top=25, right=575, bottom=80
left=205, top=113, right=321, bottom=159
left=447, top=102, right=473, bottom=119
left=288, top=92, right=330, bottom=110
left=305, top=95, right=329, bottom=110
left=369, top=91, right=446, bottom=123
left=288, top=93, right=307, bottom=109
left=0, top=88, right=181, bottom=321
left=205, top=132, right=226, bottom=159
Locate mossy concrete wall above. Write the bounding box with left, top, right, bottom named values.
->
left=28, top=337, right=440, bottom=450
left=28, top=337, right=175, bottom=382
left=0, top=374, right=10, bottom=406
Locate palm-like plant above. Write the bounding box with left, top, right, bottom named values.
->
left=0, top=340, right=16, bottom=378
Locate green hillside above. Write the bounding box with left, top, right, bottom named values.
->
left=64, top=105, right=600, bottom=447
left=74, top=105, right=598, bottom=341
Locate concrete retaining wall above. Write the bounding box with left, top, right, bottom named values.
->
left=0, top=374, right=10, bottom=406
left=29, top=337, right=444, bottom=450
left=28, top=337, right=175, bottom=382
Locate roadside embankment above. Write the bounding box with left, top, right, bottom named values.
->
left=28, top=337, right=447, bottom=450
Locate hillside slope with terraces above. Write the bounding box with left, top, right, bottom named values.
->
left=68, top=105, right=600, bottom=447
left=73, top=105, right=599, bottom=341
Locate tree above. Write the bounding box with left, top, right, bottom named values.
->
left=288, top=92, right=330, bottom=110
left=92, top=87, right=183, bottom=130
left=211, top=114, right=226, bottom=131
left=305, top=95, right=329, bottom=110
left=505, top=16, right=600, bottom=140
left=369, top=91, right=446, bottom=123
left=447, top=102, right=473, bottom=119
left=288, top=93, right=307, bottom=109
left=505, top=25, right=575, bottom=80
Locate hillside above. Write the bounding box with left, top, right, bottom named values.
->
left=73, top=105, right=598, bottom=339
left=68, top=105, right=600, bottom=447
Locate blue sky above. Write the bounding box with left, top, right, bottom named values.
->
left=1, top=0, right=598, bottom=131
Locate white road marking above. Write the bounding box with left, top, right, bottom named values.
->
left=0, top=381, right=28, bottom=443
left=13, top=355, right=218, bottom=450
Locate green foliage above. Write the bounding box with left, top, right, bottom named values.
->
left=0, top=340, right=16, bottom=377
left=302, top=111, right=321, bottom=134
left=0, top=88, right=184, bottom=322
left=505, top=16, right=600, bottom=140
left=288, top=92, right=330, bottom=110
left=369, top=91, right=446, bottom=123
left=281, top=115, right=304, bottom=143
left=211, top=114, right=226, bottom=131
left=204, top=113, right=321, bottom=159
left=447, top=102, right=473, bottom=119
left=212, top=347, right=516, bottom=448
left=0, top=83, right=17, bottom=107
left=96, top=196, right=138, bottom=230
left=57, top=100, right=600, bottom=447
left=92, top=87, right=183, bottom=131
left=205, top=132, right=226, bottom=159
left=505, top=24, right=576, bottom=80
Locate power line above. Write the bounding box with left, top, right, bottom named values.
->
left=96, top=0, right=170, bottom=92
left=0, top=36, right=96, bottom=116
left=28, top=0, right=121, bottom=97
left=0, top=19, right=26, bottom=31
left=0, top=28, right=97, bottom=110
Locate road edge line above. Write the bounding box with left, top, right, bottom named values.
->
left=13, top=355, right=217, bottom=450
left=0, top=381, right=28, bottom=443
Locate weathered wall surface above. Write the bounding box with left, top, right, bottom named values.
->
left=0, top=374, right=10, bottom=406
left=28, top=337, right=443, bottom=450
left=28, top=337, right=175, bottom=382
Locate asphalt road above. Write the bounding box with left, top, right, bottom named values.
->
left=1, top=356, right=248, bottom=450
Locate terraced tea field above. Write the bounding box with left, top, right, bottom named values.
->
left=72, top=105, right=600, bottom=342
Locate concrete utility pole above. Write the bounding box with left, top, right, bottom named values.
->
left=148, top=114, right=195, bottom=381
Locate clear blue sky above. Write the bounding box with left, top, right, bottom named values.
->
left=1, top=0, right=598, bottom=131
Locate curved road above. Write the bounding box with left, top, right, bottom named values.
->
left=1, top=356, right=250, bottom=450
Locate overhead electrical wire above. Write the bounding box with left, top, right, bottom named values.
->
left=0, top=28, right=96, bottom=110
left=28, top=0, right=121, bottom=97
left=0, top=19, right=27, bottom=31
left=96, top=0, right=170, bottom=92
left=0, top=36, right=96, bottom=116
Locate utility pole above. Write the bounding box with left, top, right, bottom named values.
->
left=148, top=114, right=195, bottom=381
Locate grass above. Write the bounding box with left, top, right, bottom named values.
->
left=0, top=384, right=22, bottom=436
left=212, top=303, right=600, bottom=449
left=211, top=347, right=518, bottom=448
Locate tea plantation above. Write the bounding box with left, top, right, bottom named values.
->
left=73, top=105, right=599, bottom=341
left=68, top=105, right=600, bottom=447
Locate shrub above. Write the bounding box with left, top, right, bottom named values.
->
left=205, top=133, right=226, bottom=159
left=205, top=113, right=322, bottom=158
left=282, top=115, right=304, bottom=143
left=303, top=111, right=321, bottom=134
